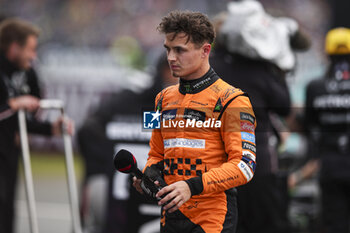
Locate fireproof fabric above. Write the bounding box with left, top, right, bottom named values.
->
left=145, top=68, right=256, bottom=232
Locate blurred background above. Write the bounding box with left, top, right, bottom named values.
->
left=0, top=0, right=341, bottom=132
left=0, top=0, right=349, bottom=233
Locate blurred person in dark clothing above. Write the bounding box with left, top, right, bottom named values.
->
left=77, top=54, right=176, bottom=233
left=0, top=15, right=7, bottom=23
left=0, top=18, right=74, bottom=233
left=300, top=27, right=350, bottom=233
left=210, top=1, right=310, bottom=232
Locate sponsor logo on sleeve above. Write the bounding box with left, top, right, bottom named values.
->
left=242, top=150, right=256, bottom=162
left=242, top=141, right=256, bottom=153
left=162, top=109, right=177, bottom=121
left=238, top=161, right=253, bottom=181
left=240, top=122, right=255, bottom=132
left=241, top=132, right=256, bottom=144
left=240, top=112, right=255, bottom=124
left=242, top=156, right=256, bottom=173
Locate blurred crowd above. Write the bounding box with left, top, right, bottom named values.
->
left=1, top=0, right=329, bottom=62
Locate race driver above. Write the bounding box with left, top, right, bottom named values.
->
left=133, top=11, right=256, bottom=233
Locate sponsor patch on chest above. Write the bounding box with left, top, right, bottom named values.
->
left=162, top=109, right=177, bottom=120
left=183, top=108, right=206, bottom=121
left=163, top=138, right=205, bottom=149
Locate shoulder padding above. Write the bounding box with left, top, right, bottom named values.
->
left=155, top=84, right=178, bottom=111
left=214, top=83, right=249, bottom=120
left=217, top=92, right=249, bottom=121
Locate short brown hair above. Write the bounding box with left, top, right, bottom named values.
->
left=0, top=18, right=40, bottom=51
left=157, top=11, right=215, bottom=47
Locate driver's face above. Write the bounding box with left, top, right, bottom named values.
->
left=164, top=32, right=206, bottom=80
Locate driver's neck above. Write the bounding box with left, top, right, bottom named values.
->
left=181, top=62, right=210, bottom=81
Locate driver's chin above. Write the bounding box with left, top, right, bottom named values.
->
left=172, top=69, right=192, bottom=79
left=171, top=71, right=181, bottom=78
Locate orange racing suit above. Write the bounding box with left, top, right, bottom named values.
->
left=145, top=68, right=256, bottom=233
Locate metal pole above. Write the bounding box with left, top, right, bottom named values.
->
left=39, top=99, right=82, bottom=233
left=61, top=109, right=83, bottom=233
left=20, top=99, right=83, bottom=233
left=18, top=109, right=40, bottom=233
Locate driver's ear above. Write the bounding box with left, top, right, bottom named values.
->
left=201, top=43, right=211, bottom=58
